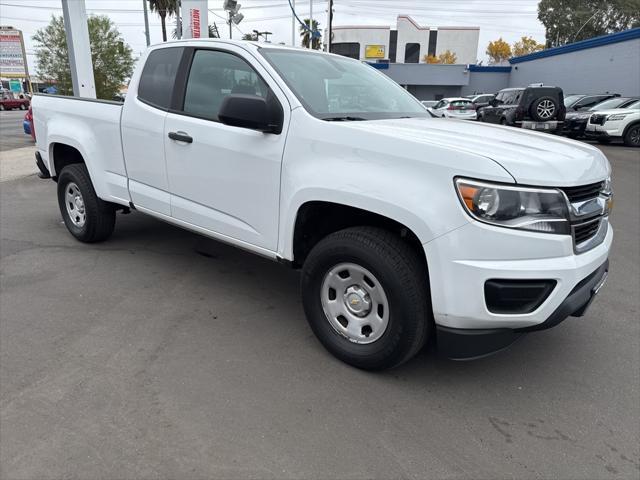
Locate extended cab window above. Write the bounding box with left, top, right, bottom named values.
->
left=138, top=47, right=183, bottom=109
left=182, top=49, right=269, bottom=121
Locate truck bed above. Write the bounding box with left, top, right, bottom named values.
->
left=32, top=94, right=131, bottom=207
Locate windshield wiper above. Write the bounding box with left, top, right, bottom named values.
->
left=322, top=116, right=367, bottom=122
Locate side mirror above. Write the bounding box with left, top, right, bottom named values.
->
left=218, top=94, right=283, bottom=134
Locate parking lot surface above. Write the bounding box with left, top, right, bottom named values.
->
left=1, top=145, right=639, bottom=479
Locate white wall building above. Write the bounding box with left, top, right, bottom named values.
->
left=331, top=15, right=479, bottom=64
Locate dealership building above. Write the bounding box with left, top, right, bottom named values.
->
left=331, top=15, right=480, bottom=64
left=357, top=26, right=640, bottom=101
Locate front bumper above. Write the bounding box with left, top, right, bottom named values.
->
left=437, top=259, right=609, bottom=359
left=585, top=122, right=623, bottom=139
left=423, top=217, right=612, bottom=358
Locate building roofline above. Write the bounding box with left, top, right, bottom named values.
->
left=510, top=27, right=640, bottom=64
left=469, top=65, right=512, bottom=72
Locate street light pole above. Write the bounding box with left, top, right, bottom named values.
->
left=325, top=0, right=332, bottom=52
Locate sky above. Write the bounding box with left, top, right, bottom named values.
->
left=0, top=0, right=546, bottom=74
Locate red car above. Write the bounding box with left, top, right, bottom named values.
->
left=0, top=92, right=30, bottom=111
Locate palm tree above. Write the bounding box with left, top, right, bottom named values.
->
left=299, top=19, right=321, bottom=49
left=148, top=0, right=177, bottom=42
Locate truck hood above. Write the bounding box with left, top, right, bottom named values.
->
left=341, top=117, right=610, bottom=186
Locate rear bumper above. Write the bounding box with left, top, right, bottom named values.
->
left=438, top=259, right=609, bottom=359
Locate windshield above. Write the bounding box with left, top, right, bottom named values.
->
left=259, top=48, right=428, bottom=120
left=564, top=95, right=583, bottom=107
left=589, top=98, right=633, bottom=111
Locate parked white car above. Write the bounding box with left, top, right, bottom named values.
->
left=33, top=40, right=612, bottom=369
left=585, top=100, right=640, bottom=146
left=428, top=97, right=477, bottom=120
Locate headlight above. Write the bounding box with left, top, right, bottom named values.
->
left=606, top=114, right=628, bottom=122
left=455, top=178, right=570, bottom=234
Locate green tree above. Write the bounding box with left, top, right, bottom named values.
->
left=33, top=15, right=134, bottom=100
left=538, top=0, right=640, bottom=47
left=486, top=37, right=512, bottom=64
left=148, top=0, right=178, bottom=42
left=299, top=18, right=322, bottom=49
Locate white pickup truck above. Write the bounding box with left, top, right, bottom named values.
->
left=33, top=40, right=613, bottom=370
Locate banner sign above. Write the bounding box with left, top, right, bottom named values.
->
left=182, top=0, right=209, bottom=39
left=0, top=28, right=28, bottom=78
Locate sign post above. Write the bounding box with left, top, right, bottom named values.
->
left=182, top=0, right=209, bottom=39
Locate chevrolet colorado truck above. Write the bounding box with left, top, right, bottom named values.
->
left=33, top=40, right=613, bottom=370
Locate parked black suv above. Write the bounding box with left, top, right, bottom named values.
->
left=478, top=86, right=566, bottom=132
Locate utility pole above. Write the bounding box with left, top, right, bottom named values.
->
left=309, top=0, right=313, bottom=49
left=291, top=0, right=296, bottom=46
left=229, top=12, right=233, bottom=39
left=142, top=0, right=150, bottom=46
left=325, top=0, right=333, bottom=52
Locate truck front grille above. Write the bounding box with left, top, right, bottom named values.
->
left=560, top=182, right=604, bottom=203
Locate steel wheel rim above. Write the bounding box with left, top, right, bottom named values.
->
left=320, top=262, right=390, bottom=344
left=537, top=100, right=555, bottom=119
left=65, top=182, right=86, bottom=228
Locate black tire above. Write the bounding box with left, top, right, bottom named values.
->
left=623, top=123, right=640, bottom=147
left=500, top=118, right=508, bottom=125
left=529, top=96, right=558, bottom=122
left=301, top=227, right=431, bottom=370
left=57, top=163, right=116, bottom=242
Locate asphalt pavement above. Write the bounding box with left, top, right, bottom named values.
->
left=1, top=145, right=639, bottom=479
left=0, top=110, right=34, bottom=151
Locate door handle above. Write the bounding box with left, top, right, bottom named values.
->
left=168, top=131, right=193, bottom=143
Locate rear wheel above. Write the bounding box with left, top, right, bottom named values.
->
left=57, top=163, right=116, bottom=242
left=301, top=227, right=431, bottom=370
left=623, top=123, right=640, bottom=147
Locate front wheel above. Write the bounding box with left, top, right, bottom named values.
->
left=301, top=227, right=431, bottom=370
left=57, top=163, right=116, bottom=242
left=624, top=124, right=640, bottom=147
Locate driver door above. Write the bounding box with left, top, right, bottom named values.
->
left=163, top=46, right=289, bottom=252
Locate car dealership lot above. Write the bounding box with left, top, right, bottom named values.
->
left=1, top=145, right=638, bottom=479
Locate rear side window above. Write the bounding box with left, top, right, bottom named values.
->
left=138, top=47, right=183, bottom=109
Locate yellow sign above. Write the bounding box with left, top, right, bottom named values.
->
left=365, top=45, right=385, bottom=59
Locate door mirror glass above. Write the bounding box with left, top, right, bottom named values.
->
left=218, top=94, right=282, bottom=133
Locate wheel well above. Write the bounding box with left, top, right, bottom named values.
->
left=292, top=201, right=426, bottom=268
left=623, top=120, right=640, bottom=137
left=52, top=143, right=84, bottom=179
